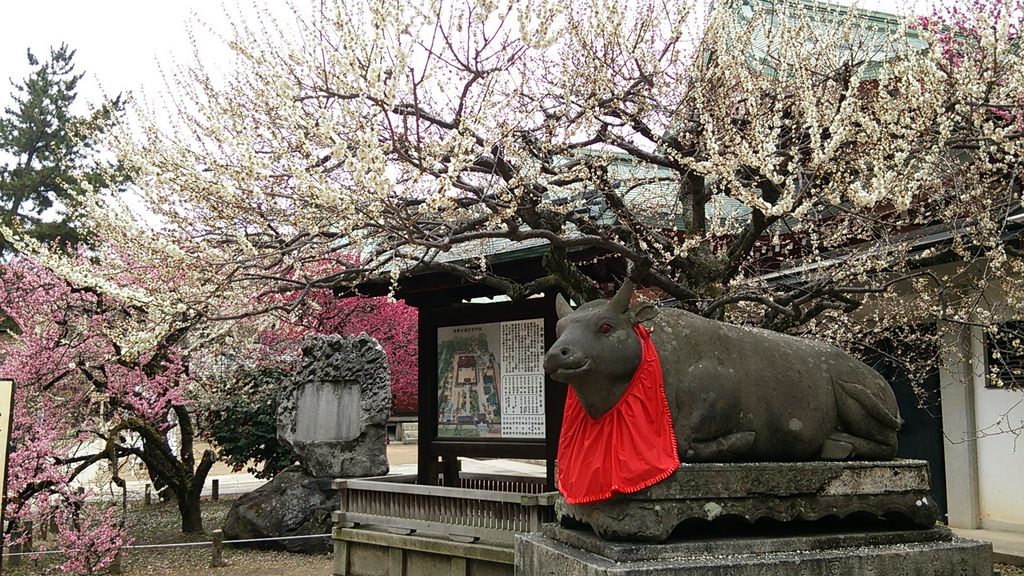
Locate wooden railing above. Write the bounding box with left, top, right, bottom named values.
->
left=457, top=472, right=550, bottom=494
left=332, top=474, right=557, bottom=546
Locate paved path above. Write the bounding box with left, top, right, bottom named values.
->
left=115, top=443, right=545, bottom=500
left=389, top=456, right=546, bottom=477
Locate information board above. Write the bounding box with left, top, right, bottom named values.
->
left=436, top=318, right=546, bottom=438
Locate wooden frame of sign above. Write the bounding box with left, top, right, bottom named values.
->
left=417, top=295, right=565, bottom=489
left=0, top=379, right=15, bottom=572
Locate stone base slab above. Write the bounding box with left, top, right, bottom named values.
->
left=515, top=526, right=993, bottom=576
left=557, top=460, right=939, bottom=541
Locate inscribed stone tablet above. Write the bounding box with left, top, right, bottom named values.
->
left=295, top=382, right=361, bottom=442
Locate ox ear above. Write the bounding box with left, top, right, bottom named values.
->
left=629, top=301, right=658, bottom=325
left=555, top=293, right=574, bottom=319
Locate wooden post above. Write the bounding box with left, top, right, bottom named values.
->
left=7, top=540, right=21, bottom=567
left=210, top=529, right=225, bottom=567
left=23, top=521, right=33, bottom=556
left=339, top=480, right=349, bottom=515
left=108, top=550, right=123, bottom=574
left=211, top=479, right=220, bottom=502
left=388, top=548, right=404, bottom=576
left=6, top=523, right=32, bottom=568
left=39, top=517, right=48, bottom=540
left=333, top=480, right=355, bottom=528
left=527, top=504, right=543, bottom=532
left=441, top=457, right=461, bottom=488
left=332, top=538, right=349, bottom=576
left=450, top=556, right=468, bottom=576
left=144, top=483, right=152, bottom=505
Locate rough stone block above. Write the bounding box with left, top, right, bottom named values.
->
left=222, top=465, right=336, bottom=553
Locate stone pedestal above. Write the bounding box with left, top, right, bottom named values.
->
left=518, top=460, right=993, bottom=575
left=557, top=460, right=940, bottom=542
left=516, top=525, right=993, bottom=576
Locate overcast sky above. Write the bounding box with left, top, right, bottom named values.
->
left=0, top=0, right=922, bottom=115
left=0, top=1, right=241, bottom=112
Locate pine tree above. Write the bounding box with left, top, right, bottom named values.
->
left=0, top=44, right=126, bottom=257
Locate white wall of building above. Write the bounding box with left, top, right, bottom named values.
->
left=973, top=384, right=1024, bottom=530
left=941, top=308, right=1024, bottom=533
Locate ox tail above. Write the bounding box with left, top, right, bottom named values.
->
left=835, top=378, right=901, bottom=431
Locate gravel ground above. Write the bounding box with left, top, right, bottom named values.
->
left=3, top=498, right=332, bottom=576
left=116, top=548, right=332, bottom=576
left=4, top=491, right=1021, bottom=574
left=999, top=562, right=1024, bottom=575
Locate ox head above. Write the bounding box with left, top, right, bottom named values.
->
left=544, top=280, right=659, bottom=420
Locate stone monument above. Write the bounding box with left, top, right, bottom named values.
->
left=223, top=334, right=391, bottom=553
left=278, top=334, right=391, bottom=478
left=515, top=281, right=993, bottom=575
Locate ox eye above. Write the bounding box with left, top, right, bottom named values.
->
left=599, top=322, right=613, bottom=334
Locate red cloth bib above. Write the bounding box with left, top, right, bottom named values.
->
left=556, top=324, right=680, bottom=504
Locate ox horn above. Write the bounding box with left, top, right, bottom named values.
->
left=608, top=278, right=635, bottom=313
left=555, top=293, right=574, bottom=319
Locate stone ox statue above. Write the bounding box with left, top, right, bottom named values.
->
left=543, top=281, right=901, bottom=461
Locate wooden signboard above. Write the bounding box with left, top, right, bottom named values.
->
left=418, top=296, right=566, bottom=488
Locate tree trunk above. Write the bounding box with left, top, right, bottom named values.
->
left=127, top=418, right=218, bottom=535
left=686, top=173, right=706, bottom=234
left=176, top=490, right=204, bottom=534
left=176, top=450, right=217, bottom=533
